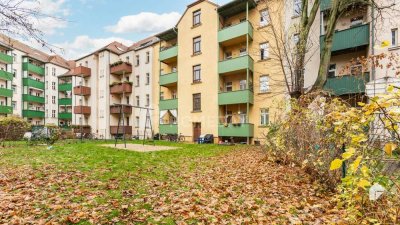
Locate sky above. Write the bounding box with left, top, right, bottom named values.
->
left=26, top=0, right=231, bottom=60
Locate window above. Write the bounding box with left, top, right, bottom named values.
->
left=260, top=75, right=270, bottom=93
left=126, top=96, right=129, bottom=104
left=136, top=96, right=140, bottom=106
left=146, top=52, right=150, bottom=63
left=392, top=28, right=398, bottom=47
left=350, top=16, right=363, bottom=27
left=52, top=82, right=56, bottom=90
left=46, top=81, right=48, bottom=90
left=12, top=101, right=16, bottom=109
left=146, top=94, right=150, bottom=106
left=46, top=95, right=48, bottom=104
left=136, top=75, right=140, bottom=86
left=13, top=69, right=16, bottom=77
left=225, top=52, right=232, bottom=60
left=293, top=0, right=302, bottom=17
left=351, top=63, right=362, bottom=76
left=172, top=91, right=177, bottom=99
left=52, top=68, right=56, bottom=76
left=193, top=36, right=201, bottom=54
left=100, top=90, right=104, bottom=99
left=239, top=80, right=247, bottom=90
left=126, top=56, right=130, bottom=62
left=52, top=110, right=56, bottom=118
left=160, top=92, right=164, bottom=100
left=146, top=73, right=150, bottom=85
left=328, top=64, right=336, bottom=78
left=293, top=33, right=300, bottom=45
left=260, top=9, right=269, bottom=26
left=12, top=53, right=16, bottom=62
left=12, top=85, right=16, bottom=93
left=46, top=66, right=49, bottom=76
left=225, top=82, right=233, bottom=92
left=193, top=93, right=201, bottom=112
left=239, top=48, right=247, bottom=56
left=260, top=108, right=269, bottom=126
left=52, top=96, right=56, bottom=104
left=260, top=43, right=269, bottom=60
left=136, top=116, right=140, bottom=128
left=136, top=55, right=140, bottom=66
left=193, top=9, right=201, bottom=26
left=193, top=65, right=201, bottom=82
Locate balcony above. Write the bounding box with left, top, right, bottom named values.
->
left=23, top=110, right=45, bottom=118
left=218, top=123, right=254, bottom=137
left=0, top=52, right=13, bottom=64
left=110, top=126, right=133, bottom=135
left=320, top=24, right=370, bottom=52
left=159, top=72, right=178, bottom=86
left=58, top=112, right=72, bottom=120
left=159, top=99, right=178, bottom=110
left=58, top=83, right=72, bottom=91
left=70, top=66, right=91, bottom=77
left=218, top=55, right=254, bottom=75
left=73, top=125, right=91, bottom=134
left=73, top=86, right=91, bottom=96
left=23, top=78, right=45, bottom=90
left=218, top=90, right=254, bottom=105
left=159, top=45, right=178, bottom=63
left=320, top=0, right=332, bottom=11
left=22, top=62, right=45, bottom=76
left=110, top=62, right=132, bottom=75
left=23, top=94, right=45, bottom=104
left=0, top=105, right=12, bottom=114
left=110, top=83, right=133, bottom=94
left=218, top=21, right=253, bottom=45
left=324, top=72, right=370, bottom=96
left=74, top=106, right=91, bottom=115
left=0, top=70, right=13, bottom=81
left=110, top=105, right=133, bottom=114
left=59, top=98, right=72, bottom=105
left=159, top=124, right=178, bottom=134
left=0, top=87, right=12, bottom=97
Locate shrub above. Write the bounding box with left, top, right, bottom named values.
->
left=0, top=116, right=31, bottom=145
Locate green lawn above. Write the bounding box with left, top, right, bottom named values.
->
left=0, top=140, right=234, bottom=224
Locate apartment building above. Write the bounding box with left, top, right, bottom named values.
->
left=156, top=0, right=287, bottom=144
left=66, top=37, right=159, bottom=139
left=0, top=35, right=73, bottom=126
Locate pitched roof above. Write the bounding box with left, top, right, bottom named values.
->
left=0, top=33, right=72, bottom=69
left=127, top=36, right=159, bottom=51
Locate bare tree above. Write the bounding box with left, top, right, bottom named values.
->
left=0, top=0, right=65, bottom=53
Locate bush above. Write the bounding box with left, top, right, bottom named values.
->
left=0, top=116, right=31, bottom=145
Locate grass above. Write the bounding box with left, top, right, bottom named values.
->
left=1, top=140, right=232, bottom=180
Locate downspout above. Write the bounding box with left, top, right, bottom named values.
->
left=371, top=4, right=376, bottom=96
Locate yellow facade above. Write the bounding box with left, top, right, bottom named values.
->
left=156, top=0, right=286, bottom=144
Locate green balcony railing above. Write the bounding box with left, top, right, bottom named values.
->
left=0, top=52, right=13, bottom=64
left=159, top=124, right=178, bottom=134
left=159, top=45, right=178, bottom=62
left=218, top=123, right=254, bottom=137
left=218, top=55, right=254, bottom=74
left=218, top=21, right=254, bottom=44
left=0, top=105, right=12, bottom=114
left=320, top=24, right=370, bottom=52
left=324, top=72, right=370, bottom=96
left=159, top=72, right=178, bottom=86
left=321, top=0, right=332, bottom=11
left=23, top=78, right=45, bottom=90
left=218, top=90, right=254, bottom=105
left=59, top=98, right=72, bottom=105
left=22, top=62, right=45, bottom=75
left=0, top=70, right=13, bottom=81
left=23, top=94, right=45, bottom=104
left=159, top=99, right=178, bottom=110
left=0, top=87, right=12, bottom=97
left=58, top=112, right=72, bottom=120
left=23, top=110, right=45, bottom=118
left=58, top=83, right=72, bottom=91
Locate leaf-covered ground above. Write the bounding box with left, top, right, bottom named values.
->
left=0, top=141, right=344, bottom=224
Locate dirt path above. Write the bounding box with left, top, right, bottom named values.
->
left=129, top=147, right=345, bottom=224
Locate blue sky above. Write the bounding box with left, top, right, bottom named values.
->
left=31, top=0, right=230, bottom=59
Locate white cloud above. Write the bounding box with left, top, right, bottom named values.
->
left=54, top=35, right=134, bottom=59
left=105, top=12, right=181, bottom=34
left=21, top=0, right=69, bottom=35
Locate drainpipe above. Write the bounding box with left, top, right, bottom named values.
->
left=371, top=4, right=376, bottom=97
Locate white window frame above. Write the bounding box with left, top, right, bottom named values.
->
left=392, top=28, right=398, bottom=47
left=260, top=108, right=269, bottom=126
left=260, top=9, right=269, bottom=27
left=260, top=43, right=269, bottom=60
left=260, top=75, right=270, bottom=93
